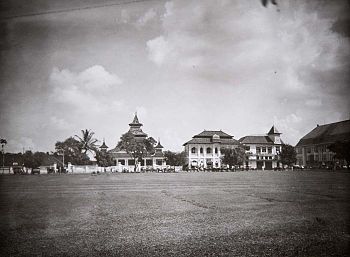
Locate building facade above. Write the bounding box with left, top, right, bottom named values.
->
left=239, top=126, right=283, bottom=170
left=183, top=130, right=239, bottom=169
left=295, top=120, right=350, bottom=167
left=108, top=114, right=166, bottom=171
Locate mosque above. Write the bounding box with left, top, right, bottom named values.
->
left=107, top=113, right=166, bottom=171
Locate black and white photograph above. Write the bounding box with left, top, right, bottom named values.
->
left=0, top=0, right=349, bottom=256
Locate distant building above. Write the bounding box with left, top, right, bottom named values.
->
left=239, top=126, right=283, bottom=170
left=99, top=140, right=108, bottom=152
left=109, top=113, right=166, bottom=171
left=295, top=120, right=350, bottom=167
left=183, top=130, right=239, bottom=169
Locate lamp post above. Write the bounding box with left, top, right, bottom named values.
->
left=1, top=138, right=7, bottom=169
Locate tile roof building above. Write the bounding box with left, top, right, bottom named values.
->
left=183, top=130, right=239, bottom=169
left=108, top=113, right=166, bottom=171
left=239, top=126, right=283, bottom=170
left=295, top=119, right=350, bottom=167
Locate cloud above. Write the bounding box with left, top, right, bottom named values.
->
left=163, top=1, right=174, bottom=18
left=8, top=137, right=36, bottom=153
left=136, top=106, right=147, bottom=118
left=143, top=0, right=350, bottom=146
left=47, top=65, right=126, bottom=143
left=49, top=65, right=122, bottom=109
left=305, top=99, right=322, bottom=107
left=146, top=36, right=173, bottom=66
left=50, top=65, right=122, bottom=92
left=116, top=9, right=130, bottom=24
left=147, top=0, right=349, bottom=95
left=137, top=8, right=157, bottom=26
left=50, top=116, right=72, bottom=130
left=273, top=114, right=303, bottom=144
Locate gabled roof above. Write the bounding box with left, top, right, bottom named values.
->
left=183, top=137, right=239, bottom=146
left=296, top=119, right=350, bottom=147
left=239, top=136, right=274, bottom=145
left=193, top=130, right=233, bottom=139
left=268, top=126, right=281, bottom=135
left=40, top=154, right=63, bottom=166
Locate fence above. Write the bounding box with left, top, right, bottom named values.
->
left=0, top=167, right=11, bottom=174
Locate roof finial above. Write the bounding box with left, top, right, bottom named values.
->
left=155, top=138, right=164, bottom=148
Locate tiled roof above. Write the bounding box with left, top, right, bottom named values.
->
left=296, top=119, right=350, bottom=147
left=129, top=127, right=147, bottom=137
left=40, top=155, right=63, bottom=166
left=155, top=141, right=163, bottom=148
left=153, top=152, right=164, bottom=157
left=268, top=126, right=281, bottom=135
left=193, top=130, right=233, bottom=138
left=183, top=137, right=238, bottom=146
left=100, top=141, right=108, bottom=149
left=129, top=113, right=142, bottom=127
left=149, top=137, right=157, bottom=144
left=239, top=136, right=275, bottom=145
left=110, top=151, right=132, bottom=158
left=109, top=150, right=164, bottom=158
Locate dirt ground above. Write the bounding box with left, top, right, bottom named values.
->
left=0, top=170, right=349, bottom=256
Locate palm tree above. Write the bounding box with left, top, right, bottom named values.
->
left=74, top=129, right=98, bottom=154
left=1, top=138, right=7, bottom=167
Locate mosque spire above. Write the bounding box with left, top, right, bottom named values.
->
left=129, top=112, right=142, bottom=127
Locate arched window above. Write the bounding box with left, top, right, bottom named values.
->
left=200, top=147, right=203, bottom=154
left=191, top=147, right=196, bottom=154
left=206, top=147, right=212, bottom=154
left=215, top=147, right=218, bottom=154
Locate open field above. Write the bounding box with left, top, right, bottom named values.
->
left=0, top=171, right=349, bottom=256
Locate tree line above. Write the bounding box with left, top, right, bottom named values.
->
left=4, top=128, right=348, bottom=169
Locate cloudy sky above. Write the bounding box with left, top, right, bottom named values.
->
left=0, top=0, right=349, bottom=153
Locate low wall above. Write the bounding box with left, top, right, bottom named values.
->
left=0, top=167, right=11, bottom=174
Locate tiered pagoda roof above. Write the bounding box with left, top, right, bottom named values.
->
left=109, top=113, right=165, bottom=159
left=100, top=140, right=108, bottom=149
left=128, top=113, right=147, bottom=138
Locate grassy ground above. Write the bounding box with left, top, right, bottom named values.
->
left=0, top=170, right=349, bottom=256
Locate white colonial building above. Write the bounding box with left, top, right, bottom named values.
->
left=183, top=130, right=239, bottom=169
left=239, top=126, right=283, bottom=170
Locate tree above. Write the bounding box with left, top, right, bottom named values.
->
left=22, top=151, right=41, bottom=168
left=75, top=129, right=98, bottom=155
left=95, top=149, right=114, bottom=167
left=327, top=141, right=350, bottom=167
left=279, top=144, right=297, bottom=167
left=55, top=137, right=90, bottom=165
left=221, top=146, right=246, bottom=169
left=117, top=132, right=154, bottom=170
left=164, top=151, right=186, bottom=167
